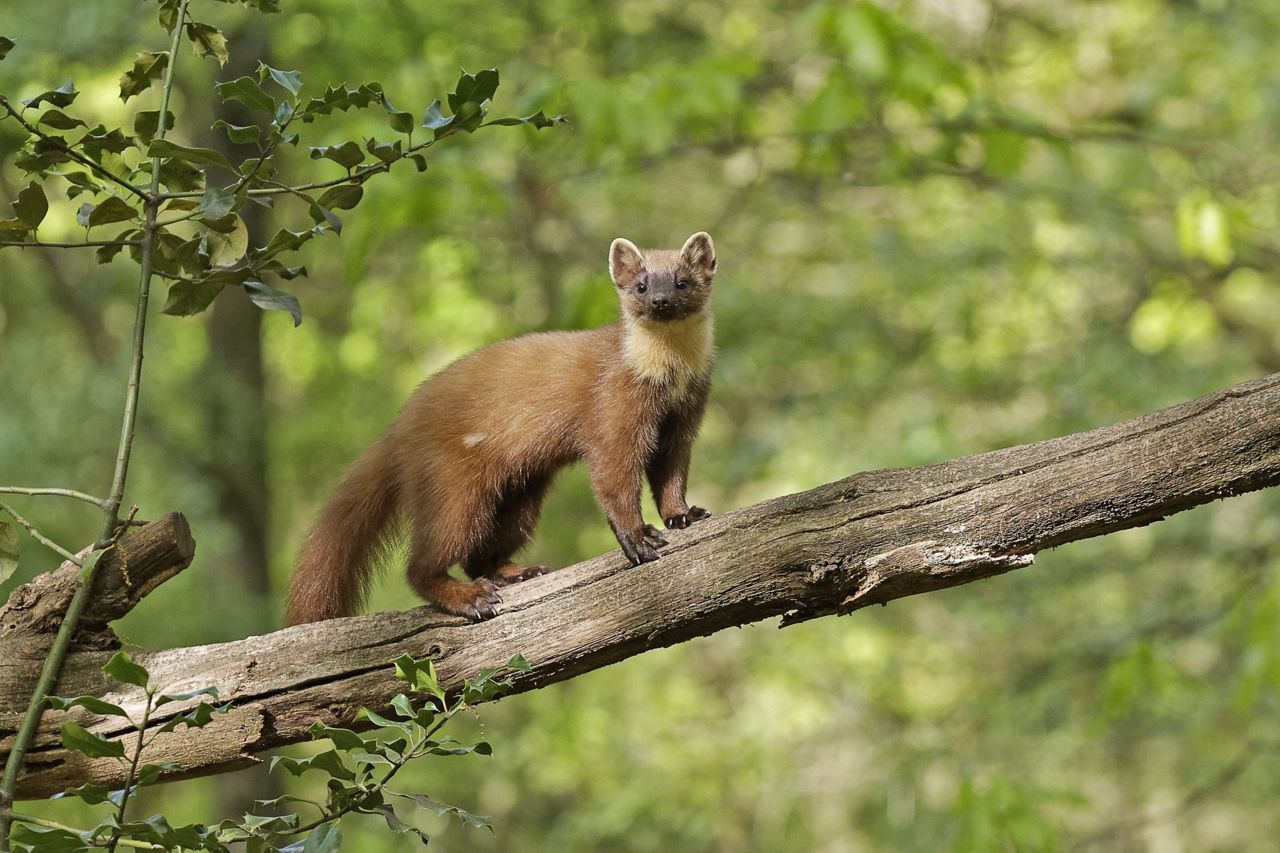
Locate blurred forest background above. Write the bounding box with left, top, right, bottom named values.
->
left=3, top=0, right=1280, bottom=849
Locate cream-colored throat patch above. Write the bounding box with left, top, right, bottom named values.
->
left=623, top=312, right=714, bottom=394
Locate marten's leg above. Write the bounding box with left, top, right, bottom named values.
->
left=463, top=474, right=554, bottom=585
left=404, top=467, right=502, bottom=621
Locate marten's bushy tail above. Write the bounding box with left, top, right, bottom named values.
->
left=286, top=438, right=398, bottom=625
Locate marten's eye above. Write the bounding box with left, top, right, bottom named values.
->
left=636, top=282, right=647, bottom=294
left=676, top=279, right=689, bottom=289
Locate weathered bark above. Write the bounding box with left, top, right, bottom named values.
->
left=2, top=373, right=1278, bottom=798
left=0, top=513, right=194, bottom=651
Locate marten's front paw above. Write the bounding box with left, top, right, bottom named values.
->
left=664, top=506, right=711, bottom=529
left=446, top=579, right=502, bottom=622
left=619, top=527, right=665, bottom=566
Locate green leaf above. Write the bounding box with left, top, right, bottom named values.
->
left=199, top=186, right=236, bottom=220
left=135, top=761, right=181, bottom=786
left=0, top=521, right=18, bottom=585
left=103, top=650, right=150, bottom=689
left=206, top=215, right=248, bottom=267
left=382, top=96, right=414, bottom=134
left=20, top=80, right=77, bottom=109
left=45, top=694, right=130, bottom=719
left=146, top=139, right=234, bottom=170
left=392, top=792, right=493, bottom=830
left=390, top=694, right=416, bottom=720
left=52, top=781, right=118, bottom=806
left=376, top=804, right=429, bottom=844
left=215, top=76, right=275, bottom=114
left=37, top=109, right=86, bottom=130
left=355, top=706, right=409, bottom=731
left=155, top=700, right=226, bottom=733
left=96, top=238, right=129, bottom=265
left=300, top=82, right=383, bottom=119
left=162, top=279, right=224, bottom=316
left=485, top=110, right=568, bottom=130
left=308, top=141, right=364, bottom=171
left=134, top=110, right=178, bottom=144
left=365, top=137, right=402, bottom=164
left=317, top=185, right=362, bottom=211
left=245, top=280, right=302, bottom=326
left=300, top=822, right=341, bottom=853
left=211, top=119, right=260, bottom=146
left=307, top=722, right=364, bottom=751
left=0, top=37, right=14, bottom=61
left=185, top=21, right=228, bottom=65
left=11, top=823, right=86, bottom=851
left=448, top=68, right=500, bottom=113
left=392, top=654, right=445, bottom=700
left=60, top=721, right=125, bottom=759
left=155, top=685, right=219, bottom=707
left=78, top=196, right=140, bottom=228
left=11, top=182, right=47, bottom=229
left=119, top=51, right=169, bottom=101
left=259, top=62, right=302, bottom=96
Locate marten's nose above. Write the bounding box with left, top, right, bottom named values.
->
left=651, top=295, right=671, bottom=308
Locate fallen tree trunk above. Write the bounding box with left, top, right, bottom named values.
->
left=2, top=373, right=1278, bottom=798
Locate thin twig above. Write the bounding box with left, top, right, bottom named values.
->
left=0, top=500, right=83, bottom=565
left=0, top=96, right=150, bottom=201
left=0, top=239, right=140, bottom=249
left=0, top=486, right=107, bottom=509
left=1, top=810, right=162, bottom=850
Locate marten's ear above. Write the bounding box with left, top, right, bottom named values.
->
left=680, top=231, right=717, bottom=275
left=609, top=237, right=646, bottom=288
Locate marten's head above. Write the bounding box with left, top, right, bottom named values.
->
left=609, top=232, right=717, bottom=323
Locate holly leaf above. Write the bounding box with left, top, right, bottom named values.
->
left=198, top=185, right=235, bottom=220
left=245, top=280, right=302, bottom=326
left=12, top=181, right=48, bottom=229
left=147, top=139, right=234, bottom=170
left=185, top=21, right=228, bottom=65
left=447, top=68, right=500, bottom=113
left=485, top=110, right=568, bottom=130
left=0, top=37, right=14, bottom=61
left=215, top=76, right=275, bottom=114
left=162, top=280, right=223, bottom=316
left=103, top=651, right=150, bottom=689
left=206, top=216, right=248, bottom=267
left=382, top=96, right=414, bottom=134
left=119, top=51, right=169, bottom=101
left=60, top=721, right=124, bottom=759
left=20, top=80, right=77, bottom=109
left=45, top=694, right=130, bottom=719
left=0, top=521, right=18, bottom=585
left=37, top=109, right=86, bottom=130
left=211, top=119, right=259, bottom=146
left=78, top=196, right=140, bottom=228
left=258, top=62, right=302, bottom=96
left=134, top=110, right=177, bottom=144
left=308, top=141, right=364, bottom=171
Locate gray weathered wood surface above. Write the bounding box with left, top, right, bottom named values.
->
left=2, top=373, right=1278, bottom=798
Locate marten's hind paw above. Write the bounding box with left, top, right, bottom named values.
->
left=490, top=563, right=553, bottom=586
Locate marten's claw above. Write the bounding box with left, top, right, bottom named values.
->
left=618, top=530, right=661, bottom=566
left=643, top=524, right=669, bottom=549
left=664, top=506, right=711, bottom=530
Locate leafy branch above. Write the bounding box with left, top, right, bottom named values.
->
left=1, top=652, right=528, bottom=851
left=0, top=0, right=565, bottom=846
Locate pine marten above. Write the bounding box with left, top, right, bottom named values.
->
left=285, top=232, right=718, bottom=624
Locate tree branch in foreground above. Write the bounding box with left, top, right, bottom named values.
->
left=2, top=373, right=1278, bottom=798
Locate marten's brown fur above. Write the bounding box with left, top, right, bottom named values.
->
left=285, top=232, right=718, bottom=624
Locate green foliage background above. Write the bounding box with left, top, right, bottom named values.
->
left=3, top=0, right=1280, bottom=849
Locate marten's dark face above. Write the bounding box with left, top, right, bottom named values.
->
left=609, top=232, right=717, bottom=323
